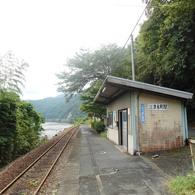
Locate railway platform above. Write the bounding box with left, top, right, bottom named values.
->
left=57, top=125, right=169, bottom=195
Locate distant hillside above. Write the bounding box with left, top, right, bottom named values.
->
left=28, top=94, right=86, bottom=123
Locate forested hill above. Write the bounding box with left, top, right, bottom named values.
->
left=28, top=94, right=86, bottom=123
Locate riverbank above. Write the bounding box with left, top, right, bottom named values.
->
left=42, top=122, right=72, bottom=139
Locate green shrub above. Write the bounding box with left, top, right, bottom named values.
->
left=100, top=131, right=107, bottom=138
left=166, top=173, right=195, bottom=194
left=73, top=117, right=91, bottom=125
left=92, top=121, right=105, bottom=134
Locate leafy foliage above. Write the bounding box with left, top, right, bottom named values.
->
left=0, top=92, right=18, bottom=164
left=15, top=101, right=44, bottom=155
left=0, top=51, right=44, bottom=166
left=0, top=91, right=44, bottom=166
left=57, top=44, right=131, bottom=119
left=0, top=51, right=28, bottom=94
left=57, top=44, right=131, bottom=96
left=135, top=0, right=195, bottom=120
left=80, top=80, right=106, bottom=120
left=73, top=117, right=89, bottom=125
left=91, top=120, right=105, bottom=134
left=136, top=0, right=195, bottom=88
left=57, top=0, right=195, bottom=122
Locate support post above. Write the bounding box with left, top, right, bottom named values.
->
left=130, top=35, right=135, bottom=81
left=189, top=139, right=195, bottom=172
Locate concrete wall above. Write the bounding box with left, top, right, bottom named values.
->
left=106, top=92, right=135, bottom=154
left=106, top=90, right=185, bottom=155
left=128, top=134, right=134, bottom=155
left=135, top=92, right=183, bottom=153
left=107, top=92, right=131, bottom=132
left=107, top=128, right=119, bottom=144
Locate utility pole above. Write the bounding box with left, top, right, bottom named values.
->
left=130, top=34, right=135, bottom=81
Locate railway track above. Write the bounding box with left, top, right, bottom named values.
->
left=0, top=125, right=79, bottom=194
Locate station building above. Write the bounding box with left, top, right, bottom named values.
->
left=94, top=76, right=193, bottom=155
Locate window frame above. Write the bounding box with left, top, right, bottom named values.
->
left=108, top=112, right=113, bottom=128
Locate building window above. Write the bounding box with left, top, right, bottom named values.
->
left=113, top=111, right=117, bottom=128
left=108, top=112, right=113, bottom=128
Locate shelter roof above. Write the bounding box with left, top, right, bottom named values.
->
left=94, top=75, right=193, bottom=104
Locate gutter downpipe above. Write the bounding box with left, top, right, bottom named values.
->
left=181, top=100, right=188, bottom=143
left=184, top=105, right=189, bottom=140
left=131, top=92, right=137, bottom=155
left=137, top=91, right=142, bottom=156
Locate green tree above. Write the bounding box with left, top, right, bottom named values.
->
left=0, top=91, right=18, bottom=164
left=137, top=0, right=195, bottom=87
left=15, top=101, right=44, bottom=156
left=0, top=52, right=45, bottom=166
left=57, top=44, right=132, bottom=120
left=135, top=0, right=170, bottom=84
left=80, top=80, right=106, bottom=120
left=0, top=51, right=28, bottom=95
left=0, top=91, right=44, bottom=166
left=57, top=44, right=131, bottom=96
left=135, top=0, right=195, bottom=119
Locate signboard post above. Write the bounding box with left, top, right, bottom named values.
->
left=189, top=139, right=195, bottom=172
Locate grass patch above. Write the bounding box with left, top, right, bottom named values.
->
left=167, top=173, right=195, bottom=194
left=100, top=131, right=107, bottom=138
left=29, top=179, right=39, bottom=187
left=52, top=189, right=58, bottom=195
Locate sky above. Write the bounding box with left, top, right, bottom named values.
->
left=0, top=0, right=146, bottom=100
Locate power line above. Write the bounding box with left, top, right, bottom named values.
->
left=119, top=0, right=174, bottom=51
left=114, top=0, right=152, bottom=75
left=123, top=1, right=151, bottom=49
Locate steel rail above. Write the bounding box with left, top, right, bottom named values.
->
left=33, top=126, right=78, bottom=195
left=0, top=126, right=79, bottom=194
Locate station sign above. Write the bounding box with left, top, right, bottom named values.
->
left=148, top=103, right=168, bottom=110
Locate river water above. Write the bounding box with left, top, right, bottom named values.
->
left=41, top=122, right=72, bottom=139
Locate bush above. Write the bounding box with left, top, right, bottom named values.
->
left=92, top=121, right=105, bottom=134
left=166, top=173, right=195, bottom=194
left=0, top=92, right=45, bottom=166
left=73, top=117, right=89, bottom=125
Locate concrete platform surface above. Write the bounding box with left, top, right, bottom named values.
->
left=57, top=125, right=170, bottom=195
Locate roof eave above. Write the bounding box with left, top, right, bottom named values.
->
left=94, top=75, right=193, bottom=104
left=106, top=76, right=193, bottom=100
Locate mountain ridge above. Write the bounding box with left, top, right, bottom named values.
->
left=28, top=94, right=85, bottom=123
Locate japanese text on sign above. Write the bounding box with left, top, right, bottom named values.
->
left=148, top=104, right=168, bottom=110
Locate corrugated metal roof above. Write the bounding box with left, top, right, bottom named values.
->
left=94, top=75, right=193, bottom=104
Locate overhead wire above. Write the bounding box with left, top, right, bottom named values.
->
left=114, top=0, right=152, bottom=68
